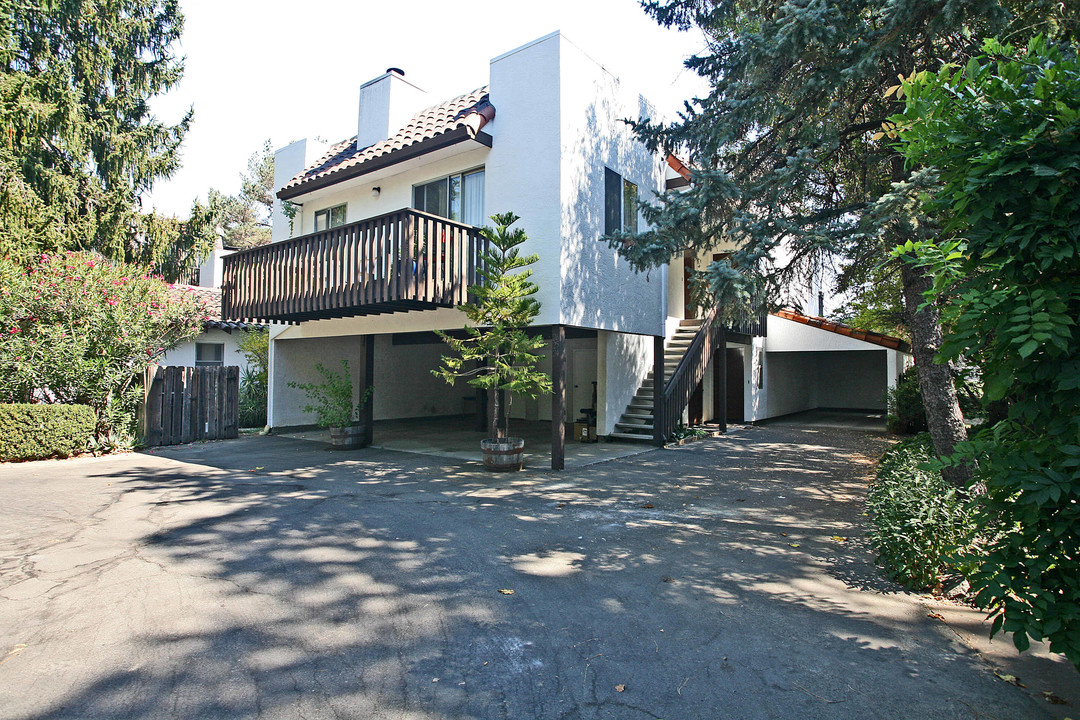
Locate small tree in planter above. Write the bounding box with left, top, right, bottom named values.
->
left=287, top=359, right=373, bottom=449
left=434, top=212, right=551, bottom=471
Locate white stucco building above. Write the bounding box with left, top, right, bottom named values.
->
left=221, top=32, right=911, bottom=468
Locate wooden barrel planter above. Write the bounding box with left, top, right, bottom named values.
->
left=328, top=423, right=366, bottom=450
left=481, top=437, right=525, bottom=471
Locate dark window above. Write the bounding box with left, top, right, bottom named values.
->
left=195, top=343, right=224, bottom=367
left=604, top=167, right=622, bottom=235
left=605, top=168, right=639, bottom=235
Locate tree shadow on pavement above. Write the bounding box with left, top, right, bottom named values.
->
left=8, top=427, right=1053, bottom=720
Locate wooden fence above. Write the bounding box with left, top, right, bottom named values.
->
left=142, top=365, right=239, bottom=446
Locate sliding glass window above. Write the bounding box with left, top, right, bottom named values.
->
left=414, top=169, right=485, bottom=226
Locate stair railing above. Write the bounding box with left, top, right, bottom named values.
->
left=656, top=304, right=724, bottom=442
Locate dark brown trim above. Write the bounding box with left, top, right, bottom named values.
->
left=363, top=336, right=375, bottom=447
left=551, top=325, right=566, bottom=471
left=665, top=176, right=690, bottom=190
left=715, top=326, right=727, bottom=433
left=278, top=128, right=494, bottom=201
left=390, top=325, right=597, bottom=345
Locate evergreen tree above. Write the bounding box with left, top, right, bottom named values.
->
left=433, top=212, right=552, bottom=440
left=0, top=0, right=214, bottom=276
left=613, top=0, right=1073, bottom=485
left=211, top=140, right=274, bottom=249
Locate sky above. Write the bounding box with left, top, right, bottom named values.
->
left=145, top=0, right=709, bottom=218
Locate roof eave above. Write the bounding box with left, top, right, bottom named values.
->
left=277, top=127, right=494, bottom=202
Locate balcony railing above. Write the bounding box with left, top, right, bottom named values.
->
left=221, top=208, right=487, bottom=323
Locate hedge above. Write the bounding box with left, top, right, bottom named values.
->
left=866, top=433, right=979, bottom=590
left=0, top=404, right=95, bottom=461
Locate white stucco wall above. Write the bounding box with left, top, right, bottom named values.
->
left=596, top=330, right=652, bottom=436
left=485, top=32, right=564, bottom=327
left=746, top=339, right=768, bottom=422
left=272, top=139, right=328, bottom=242
left=764, top=314, right=896, bottom=353
left=557, top=34, right=667, bottom=336
left=371, top=336, right=469, bottom=420
left=765, top=349, right=889, bottom=416
left=294, top=147, right=490, bottom=237
left=269, top=334, right=367, bottom=428
left=159, top=328, right=250, bottom=371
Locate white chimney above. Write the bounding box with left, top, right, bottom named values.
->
left=357, top=68, right=427, bottom=150
left=271, top=138, right=328, bottom=241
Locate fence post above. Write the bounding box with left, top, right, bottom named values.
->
left=653, top=334, right=665, bottom=446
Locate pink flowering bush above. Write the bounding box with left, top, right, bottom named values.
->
left=0, top=252, right=207, bottom=435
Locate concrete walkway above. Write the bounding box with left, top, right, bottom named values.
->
left=0, top=426, right=1073, bottom=719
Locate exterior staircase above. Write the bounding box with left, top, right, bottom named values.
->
left=609, top=318, right=704, bottom=443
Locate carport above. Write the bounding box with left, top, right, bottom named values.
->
left=763, top=310, right=912, bottom=418
left=268, top=326, right=639, bottom=469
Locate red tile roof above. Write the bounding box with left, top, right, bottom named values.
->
left=171, top=285, right=262, bottom=331
left=772, top=309, right=911, bottom=352
left=278, top=87, right=493, bottom=200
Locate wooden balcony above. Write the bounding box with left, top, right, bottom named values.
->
left=221, top=208, right=487, bottom=323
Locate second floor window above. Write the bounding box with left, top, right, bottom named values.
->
left=604, top=167, right=638, bottom=236
left=314, top=204, right=346, bottom=232
left=414, top=169, right=485, bottom=227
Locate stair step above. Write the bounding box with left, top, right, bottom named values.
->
left=610, top=432, right=655, bottom=442
left=621, top=413, right=654, bottom=420
left=614, top=421, right=653, bottom=430
left=628, top=403, right=654, bottom=411
left=680, top=320, right=704, bottom=327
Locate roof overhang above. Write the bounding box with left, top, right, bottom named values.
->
left=771, top=309, right=911, bottom=353
left=278, top=128, right=493, bottom=202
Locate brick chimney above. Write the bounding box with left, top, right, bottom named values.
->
left=357, top=68, right=427, bottom=150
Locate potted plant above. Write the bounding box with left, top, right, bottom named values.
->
left=287, top=359, right=373, bottom=449
left=433, top=212, right=551, bottom=471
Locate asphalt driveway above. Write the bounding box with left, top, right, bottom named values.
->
left=0, top=426, right=1066, bottom=719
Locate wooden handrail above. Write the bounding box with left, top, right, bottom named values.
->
left=657, top=305, right=722, bottom=442
left=221, top=208, right=487, bottom=323
left=655, top=306, right=768, bottom=442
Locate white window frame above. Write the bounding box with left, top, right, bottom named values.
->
left=604, top=167, right=639, bottom=236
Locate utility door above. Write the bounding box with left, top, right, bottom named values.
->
left=726, top=348, right=745, bottom=423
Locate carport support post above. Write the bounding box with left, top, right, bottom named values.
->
left=363, top=335, right=374, bottom=447
left=653, top=334, right=665, bottom=446
left=715, top=325, right=727, bottom=434
left=551, top=324, right=566, bottom=471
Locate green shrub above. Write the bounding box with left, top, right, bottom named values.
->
left=885, top=366, right=926, bottom=434
left=867, top=434, right=980, bottom=590
left=237, top=329, right=268, bottom=428
left=238, top=366, right=267, bottom=428
left=0, top=403, right=95, bottom=461
left=0, top=252, right=207, bottom=435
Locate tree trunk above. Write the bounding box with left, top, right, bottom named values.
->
left=900, top=258, right=971, bottom=488
left=488, top=387, right=499, bottom=440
